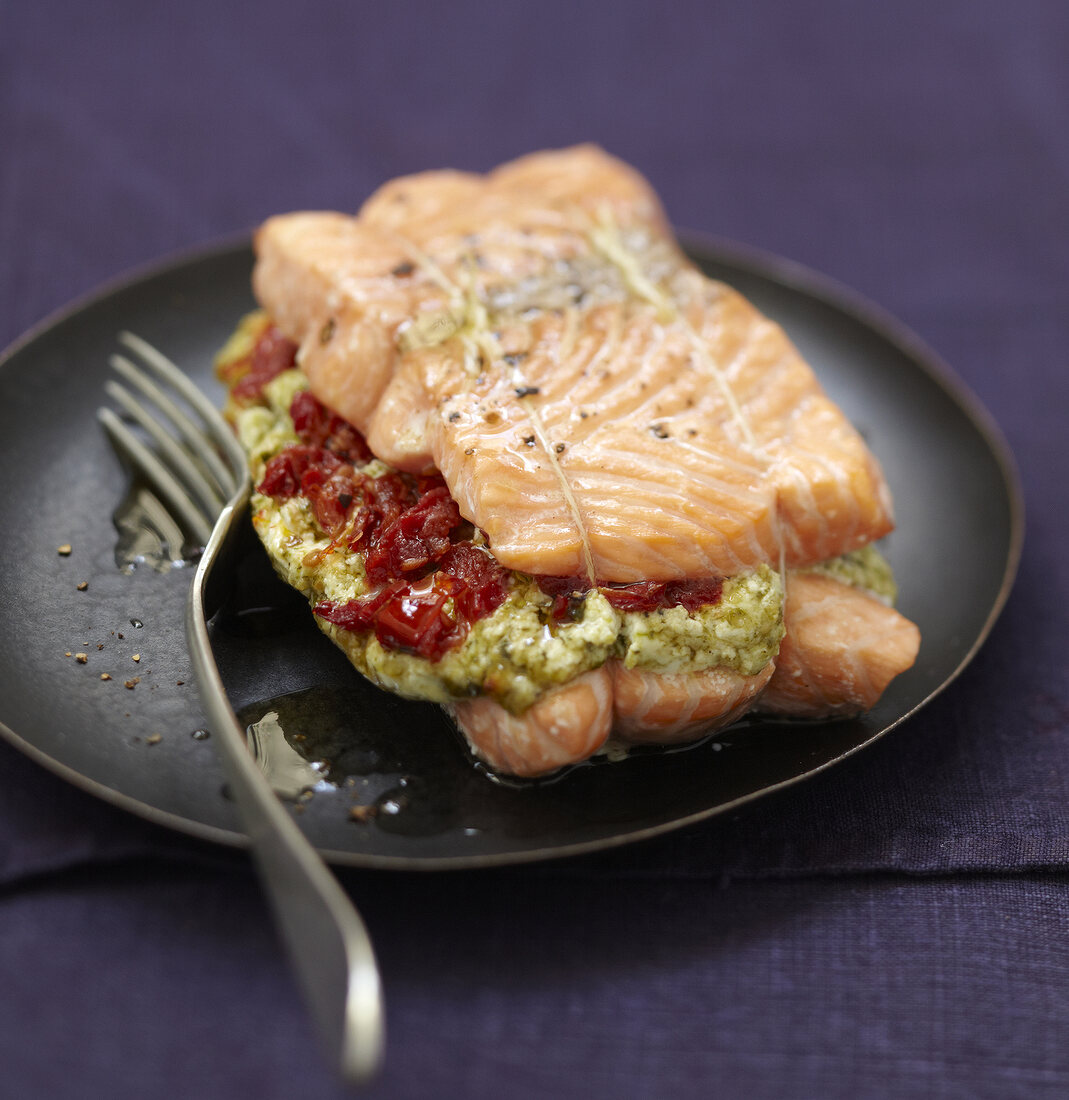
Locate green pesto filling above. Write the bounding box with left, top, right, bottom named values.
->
left=616, top=566, right=784, bottom=677
left=223, top=348, right=894, bottom=715
left=805, top=544, right=898, bottom=604
left=254, top=490, right=620, bottom=714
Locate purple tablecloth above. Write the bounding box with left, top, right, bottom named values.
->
left=2, top=2, right=1067, bottom=1096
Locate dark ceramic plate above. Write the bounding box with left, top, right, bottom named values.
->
left=0, top=237, right=1022, bottom=868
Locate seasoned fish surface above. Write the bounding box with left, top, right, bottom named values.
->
left=229, top=147, right=921, bottom=778
left=253, top=145, right=894, bottom=583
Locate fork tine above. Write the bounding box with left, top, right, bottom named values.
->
left=133, top=484, right=190, bottom=556
left=109, top=353, right=238, bottom=500
left=104, top=378, right=227, bottom=518
left=118, top=331, right=247, bottom=482
left=98, top=406, right=214, bottom=546
left=104, top=332, right=384, bottom=1081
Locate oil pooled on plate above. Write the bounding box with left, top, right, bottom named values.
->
left=235, top=683, right=481, bottom=838
left=112, top=483, right=201, bottom=572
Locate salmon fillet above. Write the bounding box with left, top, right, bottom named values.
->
left=451, top=669, right=614, bottom=778
left=447, top=573, right=920, bottom=775
left=610, top=662, right=775, bottom=744
left=227, top=148, right=921, bottom=778
left=759, top=573, right=921, bottom=717
left=447, top=568, right=921, bottom=772
left=252, top=145, right=894, bottom=584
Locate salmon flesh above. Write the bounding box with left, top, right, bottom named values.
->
left=233, top=146, right=920, bottom=777
left=253, top=145, right=895, bottom=585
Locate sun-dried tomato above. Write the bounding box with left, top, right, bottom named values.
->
left=535, top=575, right=585, bottom=599
left=314, top=545, right=511, bottom=661
left=600, top=577, right=723, bottom=612
left=598, top=580, right=668, bottom=613
left=290, top=390, right=373, bottom=463
left=316, top=575, right=459, bottom=660
left=314, top=584, right=398, bottom=634
left=257, top=446, right=359, bottom=535
left=305, top=466, right=359, bottom=535
left=534, top=574, right=724, bottom=615
left=667, top=577, right=724, bottom=611
left=229, top=324, right=299, bottom=402
left=438, top=543, right=511, bottom=621
left=531, top=574, right=586, bottom=621
left=258, top=445, right=342, bottom=497
left=347, top=472, right=412, bottom=551
left=363, top=485, right=463, bottom=584
left=258, top=445, right=319, bottom=498
left=371, top=575, right=464, bottom=659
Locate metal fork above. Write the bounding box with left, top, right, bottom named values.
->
left=98, top=332, right=384, bottom=1086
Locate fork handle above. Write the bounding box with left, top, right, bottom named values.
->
left=186, top=494, right=384, bottom=1085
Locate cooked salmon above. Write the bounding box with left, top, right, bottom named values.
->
left=759, top=572, right=921, bottom=717
left=610, top=662, right=775, bottom=744
left=232, top=147, right=921, bottom=778
left=450, top=669, right=614, bottom=778
left=446, top=572, right=920, bottom=775
left=253, top=145, right=893, bottom=584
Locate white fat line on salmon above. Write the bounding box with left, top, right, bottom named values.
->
left=579, top=301, right=624, bottom=386
left=589, top=206, right=675, bottom=322
left=589, top=206, right=794, bottom=593
left=558, top=305, right=579, bottom=361
left=682, top=328, right=761, bottom=454
left=389, top=234, right=501, bottom=375
left=387, top=228, right=600, bottom=585
left=509, top=366, right=599, bottom=588
left=456, top=256, right=501, bottom=376
left=588, top=205, right=764, bottom=458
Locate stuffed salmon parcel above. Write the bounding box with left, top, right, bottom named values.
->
left=218, top=146, right=920, bottom=777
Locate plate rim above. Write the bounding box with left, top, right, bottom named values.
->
left=0, top=231, right=1025, bottom=870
